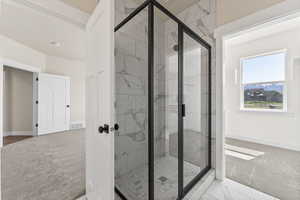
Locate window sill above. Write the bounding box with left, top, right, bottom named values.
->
left=240, top=108, right=287, bottom=113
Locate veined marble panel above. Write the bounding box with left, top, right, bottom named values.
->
left=165, top=0, right=217, bottom=170
left=115, top=0, right=146, bottom=27
left=115, top=0, right=167, bottom=178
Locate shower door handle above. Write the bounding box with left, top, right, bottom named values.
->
left=110, top=123, right=119, bottom=132
left=182, top=104, right=186, bottom=117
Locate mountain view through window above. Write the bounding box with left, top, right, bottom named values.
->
left=241, top=52, right=285, bottom=110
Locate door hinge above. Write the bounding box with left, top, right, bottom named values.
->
left=35, top=100, right=39, bottom=104
left=35, top=123, right=39, bottom=128
left=36, top=77, right=39, bottom=81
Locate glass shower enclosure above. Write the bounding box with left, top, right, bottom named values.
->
left=114, top=1, right=211, bottom=200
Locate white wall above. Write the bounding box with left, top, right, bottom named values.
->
left=45, top=56, right=86, bottom=124
left=0, top=35, right=46, bottom=70
left=225, top=27, right=300, bottom=151
left=0, top=34, right=47, bottom=144
left=3, top=67, right=33, bottom=136
left=0, top=34, right=86, bottom=131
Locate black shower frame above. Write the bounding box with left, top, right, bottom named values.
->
left=114, top=0, right=212, bottom=199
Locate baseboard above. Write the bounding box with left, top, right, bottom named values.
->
left=4, top=131, right=33, bottom=137
left=70, top=121, right=86, bottom=130
left=226, top=134, right=300, bottom=152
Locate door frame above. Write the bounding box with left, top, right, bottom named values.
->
left=214, top=0, right=300, bottom=181
left=85, top=0, right=115, bottom=199
left=0, top=58, right=41, bottom=147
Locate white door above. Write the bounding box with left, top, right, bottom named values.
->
left=34, top=73, right=70, bottom=135
left=85, top=0, right=114, bottom=199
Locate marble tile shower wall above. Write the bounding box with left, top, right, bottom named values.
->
left=165, top=0, right=217, bottom=168
left=114, top=0, right=217, bottom=177
left=115, top=0, right=167, bottom=177
left=154, top=14, right=167, bottom=159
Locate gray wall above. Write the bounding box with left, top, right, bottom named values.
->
left=3, top=66, right=33, bottom=135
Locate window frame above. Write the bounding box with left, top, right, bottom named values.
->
left=239, top=49, right=288, bottom=112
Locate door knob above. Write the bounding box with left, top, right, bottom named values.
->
left=98, top=124, right=109, bottom=134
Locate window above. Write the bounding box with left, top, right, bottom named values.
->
left=241, top=51, right=286, bottom=111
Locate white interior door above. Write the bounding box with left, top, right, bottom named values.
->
left=85, top=0, right=114, bottom=199
left=34, top=73, right=70, bottom=135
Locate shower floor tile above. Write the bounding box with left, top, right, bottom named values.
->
left=116, top=156, right=200, bottom=200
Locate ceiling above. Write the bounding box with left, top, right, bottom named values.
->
left=0, top=0, right=202, bottom=61
left=227, top=15, right=300, bottom=46
left=61, top=0, right=200, bottom=15
left=0, top=1, right=86, bottom=60
left=137, top=0, right=200, bottom=15
left=60, top=0, right=97, bottom=13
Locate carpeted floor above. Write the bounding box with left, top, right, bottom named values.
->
left=2, top=130, right=85, bottom=200
left=226, top=138, right=300, bottom=200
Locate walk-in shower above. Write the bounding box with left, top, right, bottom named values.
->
left=114, top=1, right=211, bottom=199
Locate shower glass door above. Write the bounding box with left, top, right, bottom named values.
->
left=114, top=1, right=212, bottom=199
left=179, top=27, right=211, bottom=196
left=114, top=6, right=149, bottom=200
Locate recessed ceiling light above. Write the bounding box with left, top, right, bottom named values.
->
left=50, top=41, right=61, bottom=47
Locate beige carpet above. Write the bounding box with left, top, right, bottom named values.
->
left=226, top=138, right=300, bottom=200
left=2, top=130, right=85, bottom=200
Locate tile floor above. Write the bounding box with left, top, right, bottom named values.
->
left=116, top=178, right=278, bottom=200
left=116, top=156, right=201, bottom=200
left=199, top=179, right=279, bottom=200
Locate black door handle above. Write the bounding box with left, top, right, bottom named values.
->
left=110, top=123, right=120, bottom=131
left=182, top=104, right=186, bottom=117
left=98, top=124, right=109, bottom=134
left=114, top=123, right=119, bottom=131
